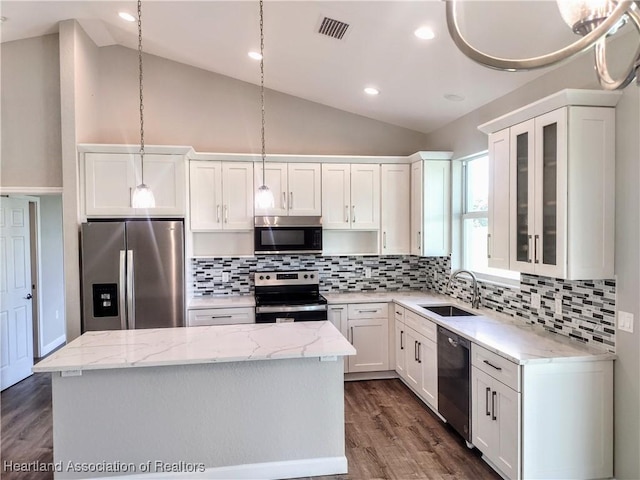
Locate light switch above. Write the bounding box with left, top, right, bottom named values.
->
left=531, top=293, right=541, bottom=309
left=618, top=311, right=634, bottom=333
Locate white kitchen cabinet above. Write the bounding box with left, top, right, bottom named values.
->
left=322, top=163, right=380, bottom=230
left=346, top=303, right=389, bottom=373
left=471, top=342, right=613, bottom=480
left=254, top=162, right=321, bottom=216
left=84, top=152, right=186, bottom=217
left=381, top=164, right=410, bottom=254
left=487, top=128, right=511, bottom=269
left=480, top=90, right=618, bottom=280
left=393, top=306, right=406, bottom=377
left=189, top=161, right=253, bottom=231
left=410, top=159, right=451, bottom=256
left=187, top=307, right=255, bottom=326
left=328, top=304, right=349, bottom=373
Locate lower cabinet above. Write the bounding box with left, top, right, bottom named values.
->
left=328, top=302, right=389, bottom=373
left=394, top=305, right=438, bottom=410
left=187, top=307, right=255, bottom=326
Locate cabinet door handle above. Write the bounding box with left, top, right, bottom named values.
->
left=216, top=204, right=221, bottom=223
left=485, top=387, right=491, bottom=416
left=400, top=330, right=404, bottom=350
left=289, top=192, right=293, bottom=209
left=350, top=326, right=354, bottom=345
left=534, top=234, right=540, bottom=264
left=210, top=315, right=233, bottom=319
left=492, top=391, right=497, bottom=421
left=487, top=233, right=491, bottom=259
left=282, top=192, right=287, bottom=210
left=527, top=235, right=533, bottom=263
left=417, top=231, right=421, bottom=250
left=417, top=342, right=421, bottom=363
left=352, top=205, right=356, bottom=223
left=224, top=205, right=229, bottom=223
left=330, top=307, right=344, bottom=311
left=414, top=341, right=418, bottom=362
left=483, top=359, right=503, bottom=371
left=383, top=231, right=387, bottom=249
left=357, top=309, right=378, bottom=313
left=345, top=205, right=349, bottom=222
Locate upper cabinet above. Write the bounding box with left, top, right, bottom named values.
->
left=254, top=162, right=321, bottom=216
left=381, top=164, right=410, bottom=255
left=189, top=161, right=254, bottom=231
left=480, top=89, right=619, bottom=280
left=83, top=152, right=186, bottom=217
left=322, top=163, right=380, bottom=230
left=410, top=155, right=452, bottom=257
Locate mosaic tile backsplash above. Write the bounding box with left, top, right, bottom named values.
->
left=191, top=254, right=616, bottom=352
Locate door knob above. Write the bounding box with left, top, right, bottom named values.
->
left=24, top=294, right=33, bottom=300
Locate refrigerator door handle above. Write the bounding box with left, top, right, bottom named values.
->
left=126, top=250, right=135, bottom=329
left=119, top=250, right=127, bottom=330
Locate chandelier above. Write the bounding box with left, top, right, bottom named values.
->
left=446, top=0, right=640, bottom=90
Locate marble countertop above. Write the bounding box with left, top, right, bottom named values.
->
left=324, top=290, right=614, bottom=365
left=33, top=321, right=356, bottom=373
left=188, top=295, right=255, bottom=309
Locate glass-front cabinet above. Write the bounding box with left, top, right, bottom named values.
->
left=509, top=109, right=567, bottom=278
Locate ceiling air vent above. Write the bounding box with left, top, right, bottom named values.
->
left=318, top=17, right=350, bottom=40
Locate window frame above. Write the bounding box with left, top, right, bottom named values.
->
left=460, top=152, right=519, bottom=288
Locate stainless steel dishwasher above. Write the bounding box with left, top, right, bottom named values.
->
left=437, top=326, right=472, bottom=444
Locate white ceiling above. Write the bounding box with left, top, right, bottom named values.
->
left=0, top=1, right=587, bottom=134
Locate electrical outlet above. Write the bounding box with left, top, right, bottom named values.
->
left=618, top=311, right=634, bottom=333
left=364, top=267, right=372, bottom=278
left=555, top=297, right=563, bottom=315
left=222, top=272, right=230, bottom=283
left=531, top=293, right=541, bottom=309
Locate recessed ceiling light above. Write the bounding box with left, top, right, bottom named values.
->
left=248, top=51, right=263, bottom=61
left=118, top=12, right=136, bottom=22
left=414, top=26, right=435, bottom=40
left=364, top=87, right=380, bottom=96
left=444, top=93, right=465, bottom=102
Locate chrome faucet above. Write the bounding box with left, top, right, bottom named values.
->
left=447, top=269, right=481, bottom=309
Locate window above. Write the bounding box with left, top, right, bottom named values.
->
left=462, top=154, right=519, bottom=283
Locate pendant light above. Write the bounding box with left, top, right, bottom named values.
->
left=255, top=0, right=275, bottom=209
left=131, top=0, right=155, bottom=208
left=445, top=0, right=640, bottom=90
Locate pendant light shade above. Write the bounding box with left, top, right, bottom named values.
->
left=254, top=0, right=275, bottom=210
left=131, top=0, right=155, bottom=209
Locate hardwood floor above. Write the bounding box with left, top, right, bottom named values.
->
left=1, top=375, right=499, bottom=480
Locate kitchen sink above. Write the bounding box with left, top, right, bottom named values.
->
left=419, top=304, right=477, bottom=317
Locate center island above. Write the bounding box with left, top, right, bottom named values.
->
left=33, top=321, right=356, bottom=479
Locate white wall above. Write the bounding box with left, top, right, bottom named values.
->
left=0, top=34, right=62, bottom=187
left=37, top=195, right=66, bottom=355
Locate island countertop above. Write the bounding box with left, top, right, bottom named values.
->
left=33, top=321, right=356, bottom=373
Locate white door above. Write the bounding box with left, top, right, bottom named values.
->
left=288, top=163, right=322, bottom=216
left=0, top=197, right=34, bottom=391
left=410, top=161, right=423, bottom=255
left=189, top=161, right=223, bottom=231
left=223, top=162, right=254, bottom=230
left=488, top=129, right=511, bottom=269
left=254, top=162, right=288, bottom=216
left=381, top=164, right=410, bottom=254
left=322, top=164, right=351, bottom=229
left=350, top=164, right=380, bottom=230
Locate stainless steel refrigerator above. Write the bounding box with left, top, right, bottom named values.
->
left=80, top=220, right=185, bottom=332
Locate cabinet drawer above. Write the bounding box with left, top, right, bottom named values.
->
left=188, top=307, right=255, bottom=326
left=404, top=309, right=437, bottom=342
left=472, top=343, right=520, bottom=392
left=394, top=304, right=405, bottom=324
left=348, top=303, right=388, bottom=319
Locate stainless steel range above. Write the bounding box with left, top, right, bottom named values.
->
left=254, top=270, right=328, bottom=323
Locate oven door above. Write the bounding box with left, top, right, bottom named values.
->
left=255, top=305, right=328, bottom=323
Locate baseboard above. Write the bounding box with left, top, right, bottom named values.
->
left=91, top=456, right=348, bottom=480
left=345, top=370, right=398, bottom=381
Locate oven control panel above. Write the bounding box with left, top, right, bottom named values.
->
left=255, top=270, right=319, bottom=286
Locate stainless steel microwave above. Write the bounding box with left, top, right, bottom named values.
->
left=254, top=216, right=323, bottom=254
